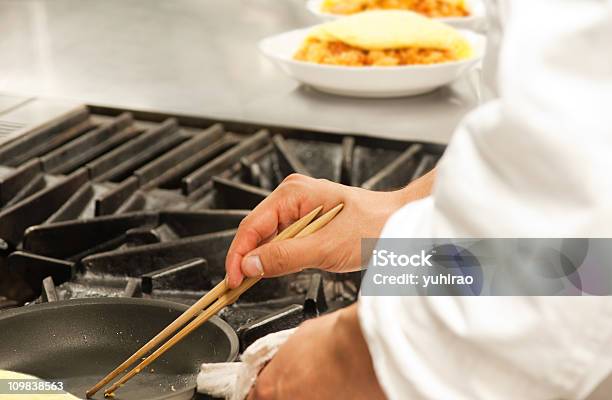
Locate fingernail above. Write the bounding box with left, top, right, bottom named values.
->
left=242, top=255, right=264, bottom=277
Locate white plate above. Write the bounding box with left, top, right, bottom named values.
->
left=306, top=0, right=486, bottom=30
left=258, top=28, right=486, bottom=98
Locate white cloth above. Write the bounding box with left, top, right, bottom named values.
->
left=197, top=328, right=295, bottom=400
left=359, top=0, right=612, bottom=399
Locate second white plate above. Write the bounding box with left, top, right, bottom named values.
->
left=259, top=28, right=486, bottom=98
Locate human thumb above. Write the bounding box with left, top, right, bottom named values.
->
left=241, top=237, right=321, bottom=278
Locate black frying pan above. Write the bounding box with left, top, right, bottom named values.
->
left=0, top=297, right=238, bottom=400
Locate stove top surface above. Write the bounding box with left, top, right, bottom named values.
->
left=0, top=103, right=443, bottom=398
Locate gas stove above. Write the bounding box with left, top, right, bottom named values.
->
left=0, top=103, right=443, bottom=354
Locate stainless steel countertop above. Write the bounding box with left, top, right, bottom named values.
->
left=0, top=0, right=499, bottom=144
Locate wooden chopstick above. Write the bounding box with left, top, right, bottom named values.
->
left=87, top=206, right=323, bottom=398
left=87, top=204, right=334, bottom=397
left=85, top=280, right=229, bottom=397
left=102, top=203, right=343, bottom=397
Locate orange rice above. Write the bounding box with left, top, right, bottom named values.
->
left=294, top=38, right=457, bottom=66
left=322, top=0, right=470, bottom=18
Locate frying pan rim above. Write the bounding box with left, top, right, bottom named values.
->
left=0, top=297, right=239, bottom=400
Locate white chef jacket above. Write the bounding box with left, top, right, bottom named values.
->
left=359, top=1, right=612, bottom=399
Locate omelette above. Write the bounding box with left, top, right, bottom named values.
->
left=294, top=10, right=473, bottom=67
left=321, top=0, right=470, bottom=18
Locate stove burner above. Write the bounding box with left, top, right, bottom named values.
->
left=0, top=105, right=443, bottom=351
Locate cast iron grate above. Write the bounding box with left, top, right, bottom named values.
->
left=0, top=105, right=443, bottom=350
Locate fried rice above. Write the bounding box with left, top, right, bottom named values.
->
left=321, top=0, right=470, bottom=18
left=294, top=38, right=458, bottom=66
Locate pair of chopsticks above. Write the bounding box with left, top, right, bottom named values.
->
left=86, top=203, right=344, bottom=398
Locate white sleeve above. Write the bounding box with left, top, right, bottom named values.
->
left=359, top=0, right=612, bottom=399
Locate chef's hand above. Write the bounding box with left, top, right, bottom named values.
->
left=225, top=171, right=436, bottom=288
left=247, top=303, right=385, bottom=400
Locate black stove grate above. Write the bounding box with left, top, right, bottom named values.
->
left=0, top=105, right=443, bottom=350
